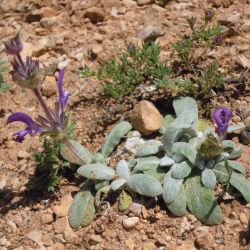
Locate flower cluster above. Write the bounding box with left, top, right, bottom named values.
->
left=5, top=33, right=70, bottom=142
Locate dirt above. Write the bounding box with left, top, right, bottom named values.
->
left=0, top=0, right=250, bottom=249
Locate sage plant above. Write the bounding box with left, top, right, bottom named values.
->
left=5, top=33, right=83, bottom=163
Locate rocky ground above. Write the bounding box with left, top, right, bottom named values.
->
left=0, top=0, right=250, bottom=249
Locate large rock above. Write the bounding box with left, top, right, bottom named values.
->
left=85, top=7, right=106, bottom=23
left=130, top=100, right=163, bottom=135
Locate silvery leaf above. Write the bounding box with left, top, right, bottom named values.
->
left=116, top=160, right=130, bottom=179
left=111, top=179, right=127, bottom=191
left=201, top=168, right=216, bottom=189
left=136, top=140, right=162, bottom=157
left=171, top=161, right=192, bottom=179
left=159, top=156, right=175, bottom=167
left=77, top=164, right=115, bottom=180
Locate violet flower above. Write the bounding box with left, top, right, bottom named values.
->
left=213, top=108, right=232, bottom=137
left=7, top=112, right=44, bottom=142
left=7, top=69, right=70, bottom=142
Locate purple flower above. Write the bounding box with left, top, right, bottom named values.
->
left=214, top=35, right=223, bottom=45
left=213, top=108, right=232, bottom=137
left=4, top=33, right=23, bottom=56
left=205, top=9, right=214, bottom=22
left=11, top=56, right=42, bottom=89
left=57, top=69, right=69, bottom=110
left=7, top=112, right=44, bottom=142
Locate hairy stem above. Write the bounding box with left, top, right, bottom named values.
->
left=33, top=88, right=54, bottom=122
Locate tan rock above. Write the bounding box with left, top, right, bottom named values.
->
left=40, top=16, right=57, bottom=28
left=130, top=100, right=163, bottom=135
left=41, top=213, right=54, bottom=224
left=142, top=242, right=157, bottom=250
left=54, top=217, right=76, bottom=241
left=41, top=76, right=58, bottom=97
left=50, top=243, right=65, bottom=250
left=125, top=238, right=135, bottom=250
left=88, top=235, right=103, bottom=245
left=43, top=233, right=54, bottom=246
left=85, top=7, right=106, bottom=23
left=194, top=227, right=213, bottom=249
left=53, top=193, right=73, bottom=218
left=236, top=55, right=250, bottom=69
left=122, top=0, right=137, bottom=8
left=178, top=240, right=196, bottom=250
left=100, top=0, right=121, bottom=12
left=39, top=7, right=57, bottom=17
left=137, top=0, right=154, bottom=6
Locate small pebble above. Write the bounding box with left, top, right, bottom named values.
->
left=123, top=217, right=139, bottom=229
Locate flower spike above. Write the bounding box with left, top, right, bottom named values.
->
left=213, top=108, right=232, bottom=137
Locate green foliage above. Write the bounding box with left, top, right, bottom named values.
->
left=64, top=98, right=248, bottom=229
left=196, top=63, right=224, bottom=95
left=69, top=189, right=95, bottom=229
left=173, top=22, right=222, bottom=65
left=27, top=138, right=69, bottom=192
left=81, top=42, right=171, bottom=98
left=0, top=59, right=9, bottom=92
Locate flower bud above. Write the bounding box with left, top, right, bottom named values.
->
left=4, top=33, right=23, bottom=56
left=11, top=56, right=42, bottom=89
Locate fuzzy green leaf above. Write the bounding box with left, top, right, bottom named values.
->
left=111, top=179, right=127, bottom=191
left=127, top=174, right=162, bottom=197
left=136, top=140, right=162, bottom=157
left=116, top=160, right=130, bottom=179
left=171, top=161, right=192, bottom=179
left=159, top=156, right=175, bottom=167
left=61, top=140, right=93, bottom=165
left=171, top=110, right=198, bottom=129
left=199, top=133, right=224, bottom=158
left=163, top=127, right=184, bottom=156
left=227, top=160, right=246, bottom=175
left=227, top=124, right=246, bottom=133
left=185, top=174, right=223, bottom=225
left=172, top=142, right=197, bottom=165
left=77, top=164, right=116, bottom=180
left=68, top=191, right=95, bottom=229
left=230, top=173, right=250, bottom=203
left=162, top=172, right=183, bottom=204
left=101, top=121, right=132, bottom=157
left=173, top=97, right=198, bottom=116
left=92, top=153, right=105, bottom=163
left=159, top=115, right=175, bottom=134
left=143, top=168, right=165, bottom=183
left=167, top=184, right=186, bottom=216
left=119, top=190, right=132, bottom=212
left=228, top=146, right=243, bottom=160
left=133, top=156, right=160, bottom=173
left=201, top=168, right=216, bottom=189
